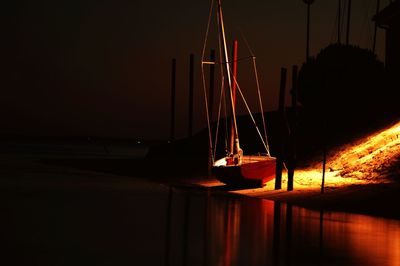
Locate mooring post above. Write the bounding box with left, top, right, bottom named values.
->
left=275, top=67, right=287, bottom=190
left=321, top=120, right=327, bottom=194
left=303, top=0, right=314, bottom=61
left=170, top=58, right=176, bottom=142
left=188, top=54, right=194, bottom=138
left=338, top=0, right=342, bottom=44
left=346, top=0, right=352, bottom=45
left=287, top=65, right=298, bottom=191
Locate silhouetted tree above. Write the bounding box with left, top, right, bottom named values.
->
left=298, top=44, right=389, bottom=131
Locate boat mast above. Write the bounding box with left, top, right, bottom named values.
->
left=229, top=40, right=238, bottom=154
left=216, top=0, right=240, bottom=155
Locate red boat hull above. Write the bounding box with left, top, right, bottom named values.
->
left=213, top=155, right=276, bottom=187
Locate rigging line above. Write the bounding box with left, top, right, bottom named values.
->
left=201, top=0, right=215, bottom=61
left=229, top=67, right=269, bottom=153
left=341, top=0, right=348, bottom=42
left=213, top=75, right=225, bottom=161
left=216, top=0, right=240, bottom=144
left=200, top=0, right=216, bottom=164
left=252, top=57, right=271, bottom=156
left=330, top=1, right=340, bottom=43
left=233, top=28, right=271, bottom=155
left=216, top=20, right=229, bottom=153
left=238, top=28, right=255, bottom=57
left=239, top=26, right=271, bottom=153
left=223, top=78, right=229, bottom=153
left=201, top=63, right=215, bottom=164
left=202, top=56, right=255, bottom=65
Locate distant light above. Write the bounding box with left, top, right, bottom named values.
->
left=137, top=140, right=141, bottom=144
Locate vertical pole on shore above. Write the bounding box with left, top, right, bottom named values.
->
left=338, top=0, right=342, bottom=44
left=208, top=50, right=216, bottom=173
left=321, top=121, right=327, bottom=194
left=170, top=59, right=176, bottom=142
left=346, top=0, right=352, bottom=45
left=188, top=54, right=194, bottom=138
left=287, top=65, right=298, bottom=191
left=303, top=0, right=314, bottom=61
left=275, top=67, right=287, bottom=190
left=306, top=2, right=311, bottom=61
left=372, top=0, right=381, bottom=53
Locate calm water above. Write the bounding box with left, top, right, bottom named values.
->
left=3, top=182, right=400, bottom=266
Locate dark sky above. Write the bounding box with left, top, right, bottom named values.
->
left=1, top=0, right=388, bottom=139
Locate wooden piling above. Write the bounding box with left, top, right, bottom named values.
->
left=275, top=67, right=287, bottom=190
left=170, top=58, right=176, bottom=142
left=338, top=0, right=342, bottom=44
left=321, top=121, right=327, bottom=194
left=346, top=0, right=352, bottom=45
left=287, top=65, right=298, bottom=191
left=188, top=54, right=194, bottom=138
left=306, top=2, right=311, bottom=60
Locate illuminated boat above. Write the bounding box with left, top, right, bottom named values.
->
left=201, top=0, right=276, bottom=187
left=213, top=155, right=276, bottom=187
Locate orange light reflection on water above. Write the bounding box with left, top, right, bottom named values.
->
left=206, top=198, right=400, bottom=266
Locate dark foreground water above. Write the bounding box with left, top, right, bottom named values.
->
left=2, top=180, right=399, bottom=266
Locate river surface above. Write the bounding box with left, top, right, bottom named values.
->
left=3, top=180, right=400, bottom=266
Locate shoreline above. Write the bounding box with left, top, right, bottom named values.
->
left=237, top=182, right=400, bottom=220
left=1, top=151, right=399, bottom=221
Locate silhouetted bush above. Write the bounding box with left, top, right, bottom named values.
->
left=298, top=44, right=389, bottom=130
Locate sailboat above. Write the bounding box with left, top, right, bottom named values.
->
left=201, top=0, right=276, bottom=187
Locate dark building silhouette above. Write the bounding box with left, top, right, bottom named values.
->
left=374, top=0, right=400, bottom=87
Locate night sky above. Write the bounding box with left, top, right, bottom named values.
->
left=1, top=0, right=388, bottom=139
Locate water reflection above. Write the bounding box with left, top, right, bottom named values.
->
left=3, top=185, right=400, bottom=265
left=166, top=188, right=400, bottom=266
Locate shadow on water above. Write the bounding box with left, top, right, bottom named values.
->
left=2, top=184, right=400, bottom=266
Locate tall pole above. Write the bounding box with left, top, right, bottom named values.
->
left=230, top=40, right=238, bottom=154
left=288, top=65, right=298, bottom=191
left=303, top=0, right=314, bottom=61
left=188, top=54, right=194, bottom=138
left=217, top=0, right=239, bottom=154
left=321, top=127, right=326, bottom=194
left=345, top=0, right=352, bottom=45
left=306, top=2, right=311, bottom=61
left=170, top=59, right=176, bottom=142
left=338, top=0, right=342, bottom=44
left=275, top=67, right=287, bottom=190
left=372, top=0, right=381, bottom=53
